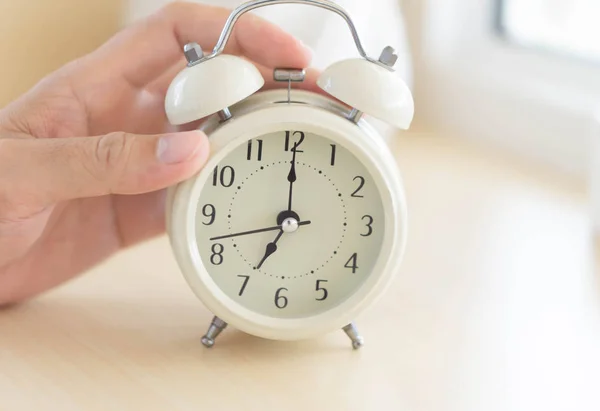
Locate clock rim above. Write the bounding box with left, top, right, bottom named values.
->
left=167, top=91, right=408, bottom=341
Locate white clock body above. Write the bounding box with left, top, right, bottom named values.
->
left=166, top=89, right=408, bottom=341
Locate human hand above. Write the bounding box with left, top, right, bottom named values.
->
left=0, top=2, right=316, bottom=305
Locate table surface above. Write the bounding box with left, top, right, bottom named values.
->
left=2, top=131, right=600, bottom=411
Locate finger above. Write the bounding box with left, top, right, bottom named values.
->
left=0, top=130, right=209, bottom=207
left=81, top=2, right=313, bottom=89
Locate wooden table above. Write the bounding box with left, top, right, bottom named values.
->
left=2, top=132, right=600, bottom=411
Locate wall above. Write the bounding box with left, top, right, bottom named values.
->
left=0, top=0, right=123, bottom=107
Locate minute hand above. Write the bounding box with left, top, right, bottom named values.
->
left=209, top=221, right=311, bottom=241
left=287, top=146, right=298, bottom=211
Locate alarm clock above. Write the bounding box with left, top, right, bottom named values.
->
left=164, top=0, right=414, bottom=349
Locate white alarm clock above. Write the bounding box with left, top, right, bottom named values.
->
left=164, top=0, right=414, bottom=349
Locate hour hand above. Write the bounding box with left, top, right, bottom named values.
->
left=256, top=230, right=283, bottom=269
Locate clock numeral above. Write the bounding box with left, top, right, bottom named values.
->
left=344, top=253, right=358, bottom=273
left=210, top=243, right=224, bottom=265
left=284, top=131, right=304, bottom=152
left=330, top=144, right=336, bottom=166
left=246, top=139, right=263, bottom=161
left=315, top=280, right=328, bottom=301
left=201, top=204, right=216, bottom=225
left=351, top=176, right=365, bottom=198
left=237, top=275, right=250, bottom=296
left=274, top=287, right=288, bottom=309
left=361, top=215, right=373, bottom=236
left=212, top=165, right=235, bottom=187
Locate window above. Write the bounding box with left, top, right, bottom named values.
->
left=496, top=0, right=600, bottom=63
left=412, top=0, right=600, bottom=178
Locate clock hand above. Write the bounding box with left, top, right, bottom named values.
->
left=256, top=229, right=284, bottom=269
left=209, top=221, right=311, bottom=241
left=209, top=220, right=310, bottom=241
left=287, top=144, right=298, bottom=211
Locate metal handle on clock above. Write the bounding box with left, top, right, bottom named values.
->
left=190, top=0, right=373, bottom=65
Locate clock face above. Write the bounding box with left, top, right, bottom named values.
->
left=194, top=129, right=385, bottom=319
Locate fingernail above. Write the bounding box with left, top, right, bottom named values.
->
left=156, top=132, right=203, bottom=164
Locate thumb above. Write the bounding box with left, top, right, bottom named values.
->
left=2, top=130, right=210, bottom=205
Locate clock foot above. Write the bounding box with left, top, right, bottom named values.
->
left=201, top=316, right=228, bottom=348
left=342, top=322, right=364, bottom=349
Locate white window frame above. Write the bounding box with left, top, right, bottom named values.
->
left=411, top=0, right=600, bottom=178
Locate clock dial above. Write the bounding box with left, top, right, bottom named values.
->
left=195, top=130, right=385, bottom=318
